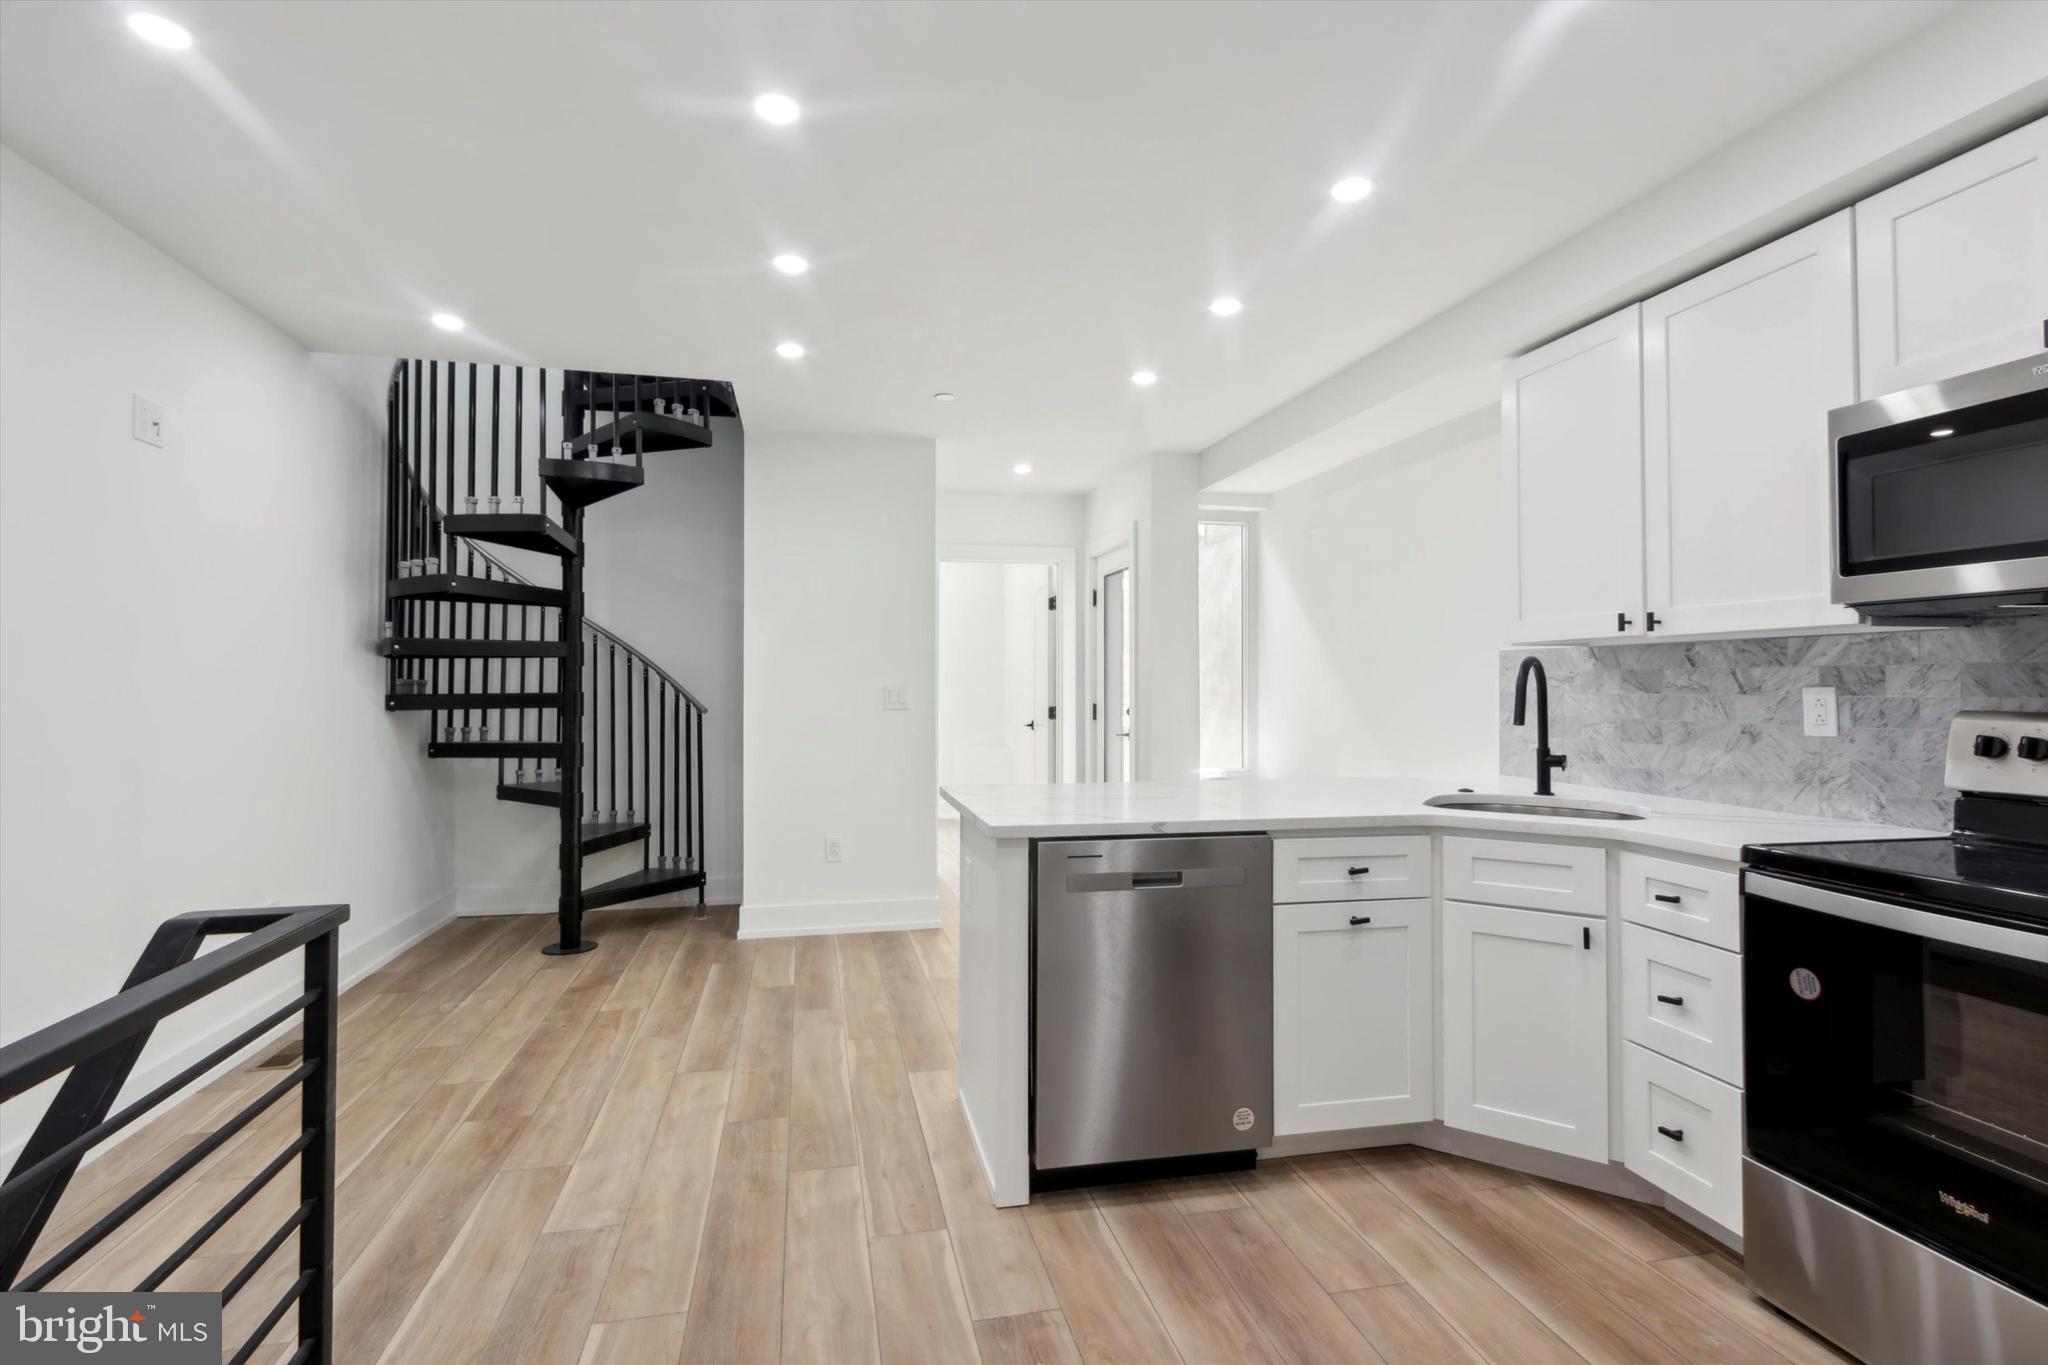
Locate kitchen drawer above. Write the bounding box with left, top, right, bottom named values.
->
left=1618, top=851, right=1739, bottom=951
left=1621, top=922, right=1743, bottom=1085
left=1622, top=1042, right=1743, bottom=1235
left=1273, top=835, right=1432, bottom=904
left=1442, top=836, right=1604, bottom=917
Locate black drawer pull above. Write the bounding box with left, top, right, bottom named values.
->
left=1656, top=1125, right=1685, bottom=1143
left=1347, top=866, right=1371, bottom=876
left=1653, top=893, right=1682, bottom=904
left=1655, top=993, right=1685, bottom=1006
left=1582, top=926, right=1592, bottom=949
left=1349, top=915, right=1372, bottom=926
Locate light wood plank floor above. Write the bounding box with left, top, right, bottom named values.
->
left=30, top=817, right=1850, bottom=1364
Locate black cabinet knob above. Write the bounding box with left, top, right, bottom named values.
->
left=1974, top=734, right=2010, bottom=759
left=2018, top=736, right=2048, bottom=762
left=1348, top=915, right=1372, bottom=926
left=1656, top=1125, right=1685, bottom=1143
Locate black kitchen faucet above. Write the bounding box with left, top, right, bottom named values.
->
left=1513, top=656, right=1568, bottom=797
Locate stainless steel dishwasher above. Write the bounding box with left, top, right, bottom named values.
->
left=1033, top=833, right=1273, bottom=1172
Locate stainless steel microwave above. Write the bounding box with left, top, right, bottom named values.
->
left=1829, top=352, right=2048, bottom=619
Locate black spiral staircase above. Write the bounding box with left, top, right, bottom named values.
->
left=379, top=362, right=736, bottom=955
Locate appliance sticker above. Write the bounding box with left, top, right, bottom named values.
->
left=1232, top=1107, right=1255, bottom=1132
left=1789, top=967, right=1822, bottom=1002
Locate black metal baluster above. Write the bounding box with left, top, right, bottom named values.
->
left=466, top=361, right=478, bottom=512
left=445, top=361, right=456, bottom=538
left=298, top=927, right=338, bottom=1364
left=513, top=367, right=524, bottom=512
left=538, top=367, right=549, bottom=522
left=634, top=372, right=645, bottom=469
left=490, top=365, right=501, bottom=511
left=656, top=679, right=668, bottom=866
left=624, top=657, right=634, bottom=822
left=640, top=664, right=650, bottom=864
left=608, top=644, right=618, bottom=819
left=674, top=691, right=683, bottom=870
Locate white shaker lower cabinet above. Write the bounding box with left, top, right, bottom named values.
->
left=1274, top=899, right=1434, bottom=1134
left=1441, top=899, right=1609, bottom=1162
left=1622, top=1042, right=1744, bottom=1234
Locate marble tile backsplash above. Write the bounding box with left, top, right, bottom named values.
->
left=1499, top=620, right=2048, bottom=831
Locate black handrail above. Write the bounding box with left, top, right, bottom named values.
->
left=1, top=903, right=348, bottom=1364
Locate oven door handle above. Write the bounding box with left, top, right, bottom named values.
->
left=1744, top=872, right=2048, bottom=964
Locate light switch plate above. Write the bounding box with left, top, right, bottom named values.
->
left=824, top=835, right=844, bottom=863
left=883, top=685, right=909, bottom=711
left=132, top=395, right=165, bottom=447
left=1801, top=686, right=1837, bottom=738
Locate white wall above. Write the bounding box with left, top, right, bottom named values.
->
left=1085, top=452, right=1200, bottom=782
left=453, top=418, right=744, bottom=913
left=937, top=489, right=1087, bottom=550
left=0, top=147, right=454, bottom=1156
left=1257, top=417, right=1504, bottom=783
left=742, top=432, right=937, bottom=937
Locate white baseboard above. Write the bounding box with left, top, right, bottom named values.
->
left=738, top=894, right=942, bottom=939
left=455, top=872, right=742, bottom=917
left=0, top=887, right=457, bottom=1173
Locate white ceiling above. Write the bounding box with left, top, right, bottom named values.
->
left=0, top=0, right=1952, bottom=491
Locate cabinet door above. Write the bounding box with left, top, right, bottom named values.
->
left=1856, top=118, right=2048, bottom=399
left=1274, top=900, right=1434, bottom=1134
left=1502, top=306, right=1647, bottom=643
left=1642, top=212, right=1860, bottom=636
left=1442, top=900, right=1608, bottom=1161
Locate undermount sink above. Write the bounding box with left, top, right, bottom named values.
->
left=1425, top=793, right=1648, bottom=821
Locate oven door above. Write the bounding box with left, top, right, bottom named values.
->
left=1744, top=872, right=2048, bottom=1302
left=1828, top=353, right=2048, bottom=612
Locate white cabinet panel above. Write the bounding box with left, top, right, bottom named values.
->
left=1503, top=306, right=1646, bottom=643
left=1618, top=852, right=1740, bottom=951
left=1442, top=836, right=1605, bottom=917
left=1856, top=118, right=2048, bottom=398
left=1273, top=835, right=1431, bottom=904
left=1622, top=1042, right=1744, bottom=1234
left=1620, top=922, right=1744, bottom=1085
left=1274, top=900, right=1434, bottom=1134
left=1643, top=212, right=1860, bottom=636
left=1442, top=900, right=1608, bottom=1162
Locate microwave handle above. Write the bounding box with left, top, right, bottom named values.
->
left=1744, top=872, right=2048, bottom=964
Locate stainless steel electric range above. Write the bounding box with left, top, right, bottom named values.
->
left=1741, top=710, right=2048, bottom=1365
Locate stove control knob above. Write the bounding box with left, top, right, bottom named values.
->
left=2018, top=736, right=2048, bottom=762
left=1973, top=734, right=2010, bottom=759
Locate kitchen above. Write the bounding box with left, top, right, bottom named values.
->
left=942, top=111, right=2048, bottom=1365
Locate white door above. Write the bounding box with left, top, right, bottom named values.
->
left=1642, top=212, right=1860, bottom=637
left=1274, top=899, right=1434, bottom=1134
left=1502, top=305, right=1647, bottom=643
left=1442, top=899, right=1609, bottom=1162
left=937, top=561, right=1056, bottom=789
left=1855, top=117, right=2048, bottom=399
left=1097, top=560, right=1135, bottom=782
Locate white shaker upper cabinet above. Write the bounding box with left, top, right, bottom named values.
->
left=1642, top=212, right=1860, bottom=637
left=1855, top=117, right=2048, bottom=399
left=1503, top=306, right=1646, bottom=644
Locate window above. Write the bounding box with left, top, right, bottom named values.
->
left=1197, top=518, right=1251, bottom=774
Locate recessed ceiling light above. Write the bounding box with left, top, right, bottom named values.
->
left=1013, top=463, right=1033, bottom=476
left=771, top=253, right=810, bottom=276
left=1209, top=296, right=1243, bottom=318
left=1930, top=427, right=1955, bottom=438
left=1328, top=176, right=1374, bottom=204
left=775, top=341, right=806, bottom=360
left=753, top=93, right=802, bottom=126
left=933, top=392, right=956, bottom=402
left=1130, top=369, right=1158, bottom=388
left=429, top=312, right=465, bottom=332
left=126, top=13, right=193, bottom=50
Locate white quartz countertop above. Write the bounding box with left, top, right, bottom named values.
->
left=939, top=776, right=1938, bottom=862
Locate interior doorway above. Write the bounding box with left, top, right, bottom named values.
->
left=936, top=549, right=1073, bottom=803
left=1088, top=533, right=1136, bottom=782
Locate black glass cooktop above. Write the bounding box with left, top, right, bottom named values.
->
left=1745, top=835, right=2048, bottom=928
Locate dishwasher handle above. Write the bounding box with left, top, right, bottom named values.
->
left=1064, top=866, right=1250, bottom=893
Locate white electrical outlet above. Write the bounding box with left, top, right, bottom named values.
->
left=824, top=835, right=844, bottom=863
left=132, top=395, right=165, bottom=447
left=1802, top=686, right=1838, bottom=738
left=883, top=685, right=909, bottom=711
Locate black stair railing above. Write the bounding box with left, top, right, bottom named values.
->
left=380, top=361, right=720, bottom=952
left=1, top=903, right=349, bottom=1365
